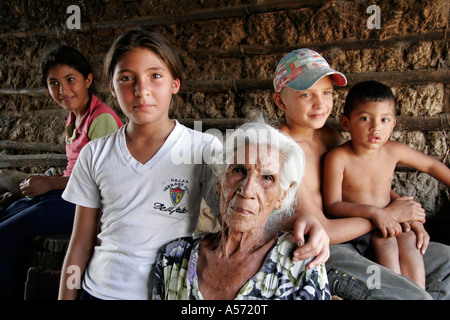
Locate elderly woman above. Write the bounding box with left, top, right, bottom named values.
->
left=152, top=122, right=330, bottom=300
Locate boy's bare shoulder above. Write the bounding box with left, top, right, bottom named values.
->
left=319, top=125, right=345, bottom=150
left=326, top=140, right=352, bottom=160
left=384, top=139, right=410, bottom=153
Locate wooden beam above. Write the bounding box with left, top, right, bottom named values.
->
left=4, top=28, right=448, bottom=69
left=181, top=70, right=450, bottom=92
left=0, top=88, right=46, bottom=96
left=0, top=154, right=67, bottom=168
left=182, top=79, right=272, bottom=93
left=90, top=0, right=326, bottom=30
left=0, top=0, right=326, bottom=38
left=328, top=115, right=450, bottom=132
left=190, top=29, right=449, bottom=59
left=347, top=70, right=450, bottom=87
left=395, top=114, right=450, bottom=132
left=178, top=115, right=450, bottom=132
left=0, top=115, right=447, bottom=168
left=0, top=141, right=65, bottom=153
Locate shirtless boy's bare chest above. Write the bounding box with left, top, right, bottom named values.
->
left=298, top=140, right=327, bottom=207
left=342, top=153, right=397, bottom=207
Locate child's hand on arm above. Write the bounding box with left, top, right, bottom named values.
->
left=291, top=212, right=330, bottom=268
left=369, top=207, right=402, bottom=238
left=277, top=190, right=330, bottom=269
left=384, top=196, right=426, bottom=224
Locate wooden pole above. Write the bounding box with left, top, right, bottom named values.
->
left=0, top=141, right=65, bottom=153
left=0, top=115, right=447, bottom=168
left=1, top=69, right=448, bottom=95
left=0, top=0, right=326, bottom=38
left=190, top=29, right=449, bottom=59
left=181, top=70, right=450, bottom=92
left=0, top=154, right=67, bottom=168
left=177, top=115, right=450, bottom=132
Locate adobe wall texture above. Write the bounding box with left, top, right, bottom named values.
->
left=0, top=0, right=448, bottom=216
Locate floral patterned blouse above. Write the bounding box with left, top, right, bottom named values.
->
left=152, top=232, right=331, bottom=300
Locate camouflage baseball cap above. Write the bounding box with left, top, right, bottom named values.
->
left=273, top=48, right=347, bottom=93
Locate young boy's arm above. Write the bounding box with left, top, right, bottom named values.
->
left=385, top=192, right=426, bottom=225
left=323, top=148, right=402, bottom=238
left=393, top=141, right=450, bottom=187
left=297, top=183, right=374, bottom=244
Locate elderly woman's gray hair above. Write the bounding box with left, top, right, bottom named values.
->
left=211, top=121, right=306, bottom=228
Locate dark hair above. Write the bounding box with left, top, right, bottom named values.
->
left=343, top=80, right=396, bottom=117
left=104, top=28, right=183, bottom=86
left=41, top=45, right=93, bottom=87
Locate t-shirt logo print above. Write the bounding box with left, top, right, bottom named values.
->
left=170, top=186, right=186, bottom=206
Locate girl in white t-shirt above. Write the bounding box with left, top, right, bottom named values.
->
left=58, top=29, right=222, bottom=300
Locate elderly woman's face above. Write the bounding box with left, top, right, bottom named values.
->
left=218, top=144, right=286, bottom=233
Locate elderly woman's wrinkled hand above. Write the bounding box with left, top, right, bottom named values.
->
left=292, top=213, right=330, bottom=268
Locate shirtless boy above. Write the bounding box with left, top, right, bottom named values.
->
left=272, top=49, right=450, bottom=299
left=323, top=80, right=450, bottom=289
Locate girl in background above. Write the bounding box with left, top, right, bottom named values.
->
left=0, top=45, right=123, bottom=299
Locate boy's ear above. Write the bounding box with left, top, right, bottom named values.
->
left=339, top=115, right=350, bottom=131
left=273, top=93, right=287, bottom=112
left=109, top=81, right=117, bottom=98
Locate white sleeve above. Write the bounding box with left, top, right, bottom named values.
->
left=62, top=142, right=102, bottom=209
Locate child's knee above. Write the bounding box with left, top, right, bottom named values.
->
left=371, top=232, right=397, bottom=249
left=398, top=231, right=418, bottom=251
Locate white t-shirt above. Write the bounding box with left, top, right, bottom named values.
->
left=62, top=120, right=222, bottom=300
